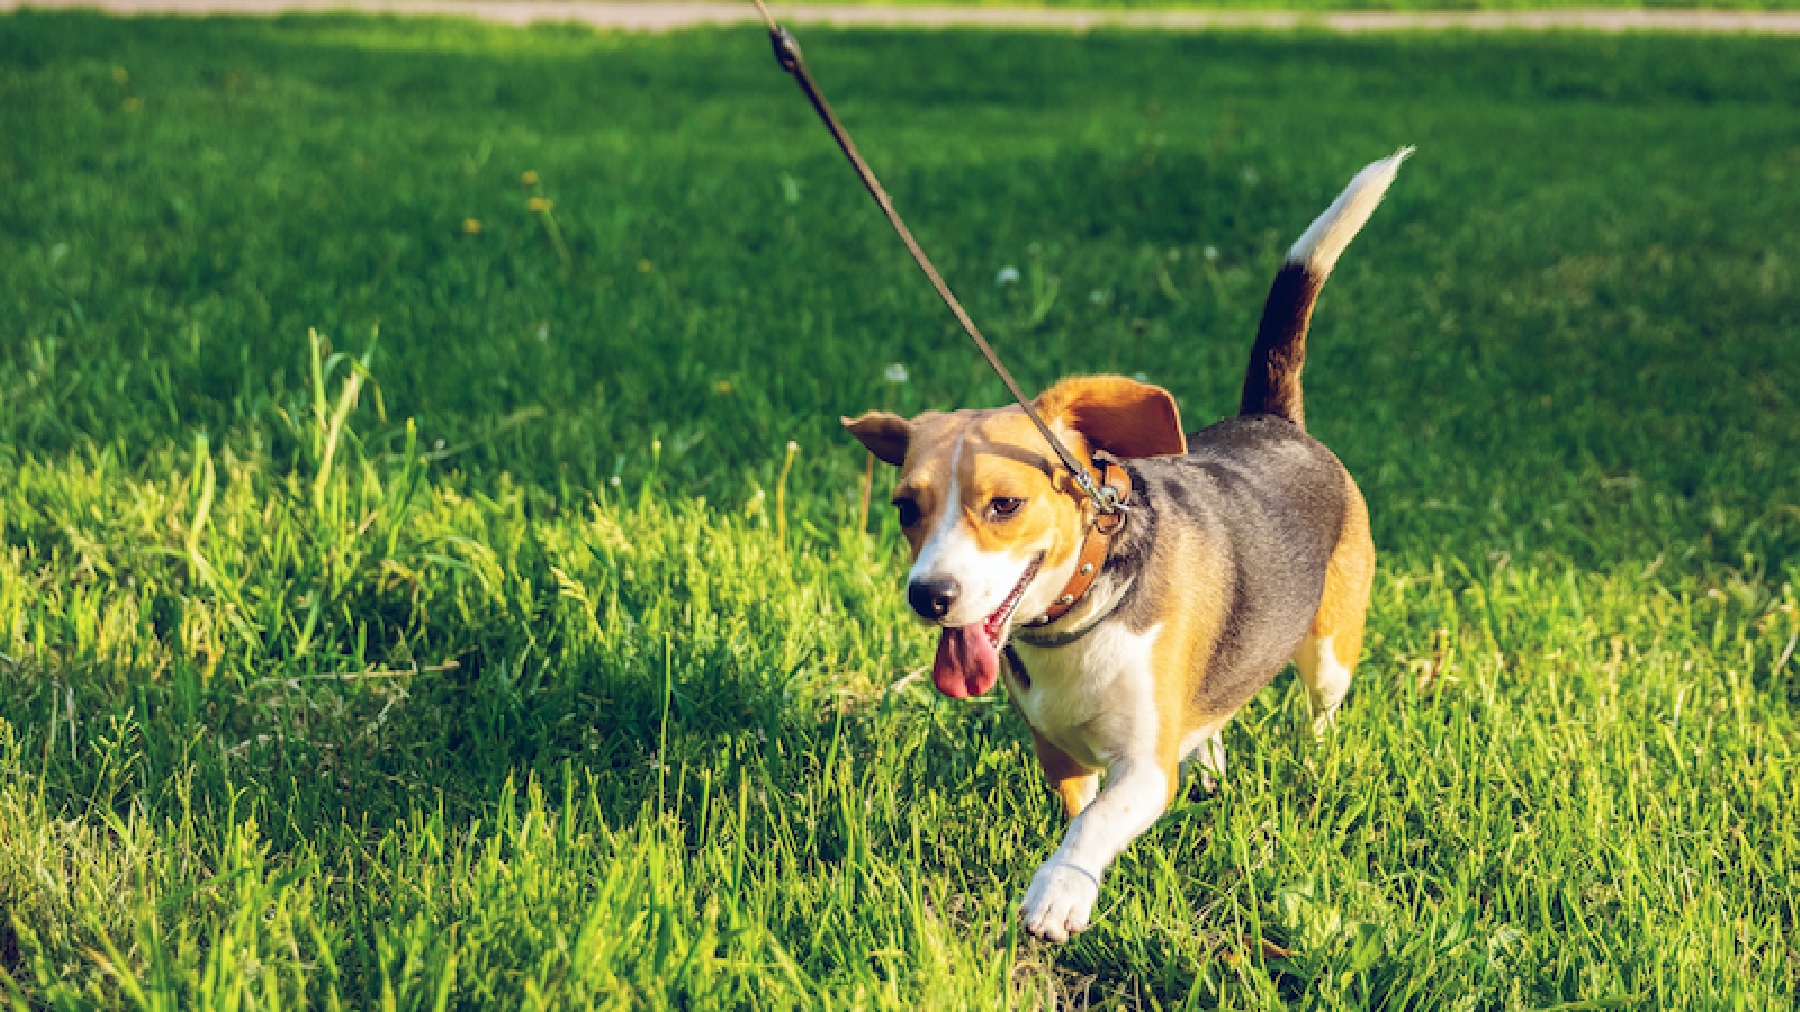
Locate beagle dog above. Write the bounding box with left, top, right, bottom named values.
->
left=844, top=150, right=1409, bottom=942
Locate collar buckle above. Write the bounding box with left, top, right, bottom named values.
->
left=1086, top=458, right=1129, bottom=534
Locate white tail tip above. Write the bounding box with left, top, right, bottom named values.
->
left=1286, top=146, right=1413, bottom=277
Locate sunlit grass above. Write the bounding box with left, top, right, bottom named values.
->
left=0, top=12, right=1797, bottom=1009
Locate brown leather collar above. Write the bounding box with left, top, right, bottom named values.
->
left=1031, top=459, right=1128, bottom=626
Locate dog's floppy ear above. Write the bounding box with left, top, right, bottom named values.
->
left=842, top=411, right=911, bottom=466
left=1035, top=376, right=1186, bottom=459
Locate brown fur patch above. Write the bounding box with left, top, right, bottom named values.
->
left=1036, top=376, right=1187, bottom=458
left=1144, top=525, right=1234, bottom=804
left=859, top=375, right=1187, bottom=570
left=1309, top=473, right=1376, bottom=669
left=843, top=410, right=911, bottom=466
left=1031, top=727, right=1100, bottom=818
left=889, top=408, right=1093, bottom=571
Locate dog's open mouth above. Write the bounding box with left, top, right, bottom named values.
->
left=982, top=556, right=1040, bottom=645
left=931, top=555, right=1041, bottom=699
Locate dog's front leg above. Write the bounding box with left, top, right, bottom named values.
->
left=1020, top=752, right=1174, bottom=942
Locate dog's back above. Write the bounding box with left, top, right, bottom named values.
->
left=1137, top=150, right=1410, bottom=718
left=1125, top=416, right=1351, bottom=718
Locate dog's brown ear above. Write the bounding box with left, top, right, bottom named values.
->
left=1035, top=376, right=1186, bottom=459
left=842, top=411, right=911, bottom=466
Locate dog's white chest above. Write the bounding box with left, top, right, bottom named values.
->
left=1010, top=621, right=1162, bottom=769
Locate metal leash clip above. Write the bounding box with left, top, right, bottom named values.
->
left=1094, top=483, right=1127, bottom=515
left=1081, top=461, right=1129, bottom=534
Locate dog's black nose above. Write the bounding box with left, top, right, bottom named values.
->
left=908, top=577, right=959, bottom=620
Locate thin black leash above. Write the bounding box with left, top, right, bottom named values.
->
left=749, top=0, right=1123, bottom=517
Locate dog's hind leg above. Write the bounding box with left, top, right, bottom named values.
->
left=1296, top=478, right=1375, bottom=737
left=1179, top=726, right=1228, bottom=793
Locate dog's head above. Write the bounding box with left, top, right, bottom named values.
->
left=843, top=375, right=1185, bottom=698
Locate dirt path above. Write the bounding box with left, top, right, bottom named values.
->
left=7, top=0, right=1799, bottom=33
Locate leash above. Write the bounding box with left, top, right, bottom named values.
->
left=750, top=0, right=1125, bottom=520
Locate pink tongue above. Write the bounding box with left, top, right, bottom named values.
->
left=933, top=625, right=999, bottom=699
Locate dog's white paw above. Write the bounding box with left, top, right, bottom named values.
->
left=1020, top=861, right=1100, bottom=943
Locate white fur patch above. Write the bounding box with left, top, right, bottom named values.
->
left=1013, top=621, right=1162, bottom=770
left=1287, top=147, right=1412, bottom=278
left=1014, top=622, right=1171, bottom=942
left=907, top=432, right=1033, bottom=628
left=1022, top=756, right=1170, bottom=942
left=1179, top=726, right=1227, bottom=791
left=1020, top=862, right=1100, bottom=944
left=1294, top=634, right=1354, bottom=737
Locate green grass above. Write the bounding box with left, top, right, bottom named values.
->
left=2, top=10, right=1798, bottom=1008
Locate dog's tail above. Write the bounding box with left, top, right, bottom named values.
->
left=1238, top=148, right=1411, bottom=430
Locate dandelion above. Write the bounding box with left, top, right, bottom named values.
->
left=884, top=363, right=910, bottom=384
left=1204, top=245, right=1219, bottom=261
left=122, top=97, right=142, bottom=114
left=462, top=218, right=482, bottom=235
left=521, top=170, right=540, bottom=187
left=996, top=266, right=1020, bottom=286
left=715, top=379, right=733, bottom=395
left=638, top=259, right=653, bottom=273
left=112, top=66, right=129, bottom=85
left=609, top=475, right=623, bottom=488
left=530, top=200, right=570, bottom=269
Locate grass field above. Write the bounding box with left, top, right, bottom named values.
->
left=2, top=11, right=1799, bottom=1009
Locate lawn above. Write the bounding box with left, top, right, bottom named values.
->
left=1, top=11, right=1798, bottom=1009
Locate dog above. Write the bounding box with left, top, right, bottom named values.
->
left=842, top=149, right=1409, bottom=942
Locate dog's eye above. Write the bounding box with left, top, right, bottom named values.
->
left=987, top=496, right=1025, bottom=520
left=893, top=497, right=922, bottom=528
